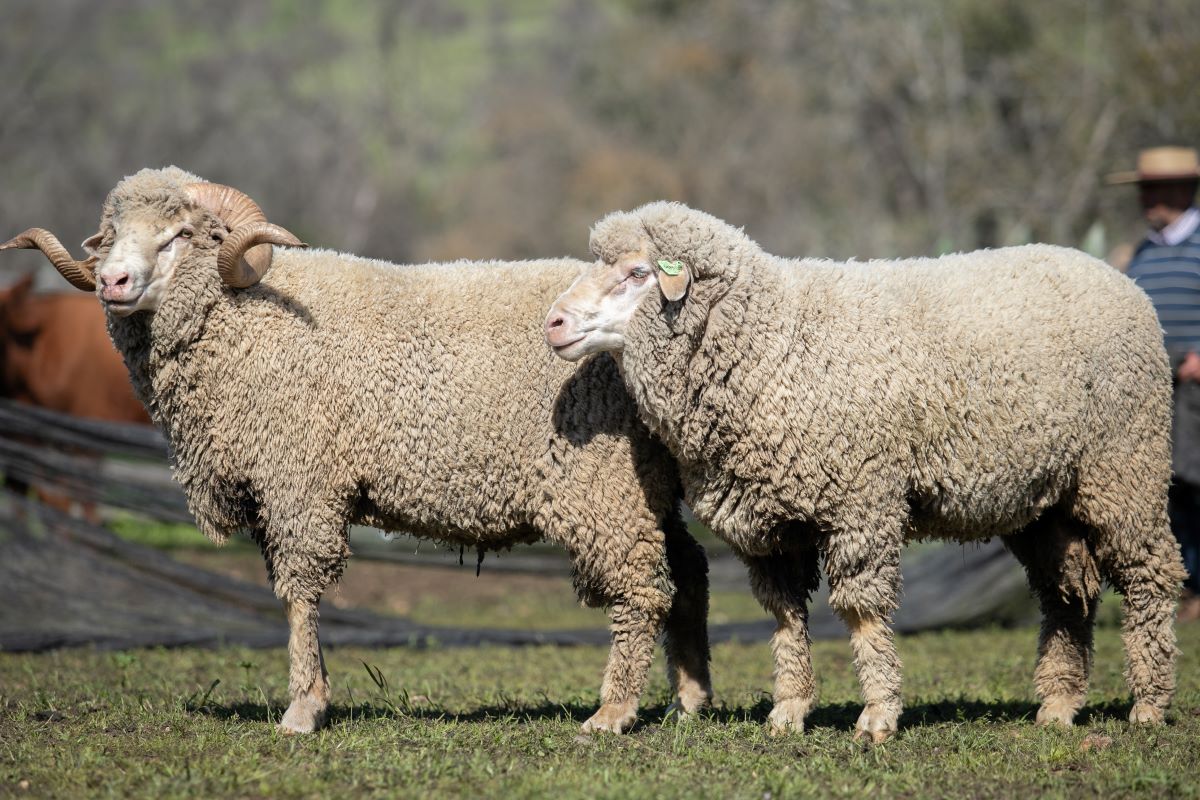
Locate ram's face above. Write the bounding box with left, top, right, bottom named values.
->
left=545, top=248, right=663, bottom=361
left=93, top=207, right=206, bottom=316
left=1, top=176, right=302, bottom=310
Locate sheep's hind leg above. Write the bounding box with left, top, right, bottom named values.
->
left=1072, top=439, right=1185, bottom=726
left=567, top=527, right=673, bottom=734
left=1084, top=509, right=1183, bottom=725
left=742, top=546, right=822, bottom=735
left=827, top=526, right=903, bottom=743
left=581, top=599, right=667, bottom=734
left=662, top=518, right=713, bottom=719
left=1003, top=513, right=1101, bottom=727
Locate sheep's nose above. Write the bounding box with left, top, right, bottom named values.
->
left=545, top=310, right=578, bottom=348
left=99, top=271, right=129, bottom=288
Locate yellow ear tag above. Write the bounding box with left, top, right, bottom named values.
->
left=657, top=259, right=685, bottom=276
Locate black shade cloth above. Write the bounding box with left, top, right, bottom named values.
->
left=0, top=399, right=1033, bottom=653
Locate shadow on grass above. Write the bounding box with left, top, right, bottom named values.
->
left=189, top=696, right=1136, bottom=731
left=191, top=699, right=602, bottom=727
left=709, top=698, right=1112, bottom=730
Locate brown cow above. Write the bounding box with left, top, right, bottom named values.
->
left=0, top=273, right=148, bottom=423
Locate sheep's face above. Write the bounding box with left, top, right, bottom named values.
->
left=93, top=207, right=209, bottom=316
left=546, top=246, right=688, bottom=361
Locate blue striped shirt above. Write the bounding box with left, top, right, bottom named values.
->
left=1126, top=216, right=1200, bottom=364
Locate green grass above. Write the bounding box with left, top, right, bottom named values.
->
left=106, top=515, right=249, bottom=551
left=2, top=625, right=1198, bottom=798
left=55, top=519, right=1194, bottom=795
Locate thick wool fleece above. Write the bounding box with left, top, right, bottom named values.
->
left=590, top=201, right=1186, bottom=734
left=92, top=170, right=712, bottom=733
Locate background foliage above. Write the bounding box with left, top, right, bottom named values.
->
left=4, top=0, right=1200, bottom=280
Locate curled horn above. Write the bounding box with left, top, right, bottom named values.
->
left=0, top=228, right=97, bottom=291
left=185, top=182, right=306, bottom=288
left=216, top=223, right=305, bottom=287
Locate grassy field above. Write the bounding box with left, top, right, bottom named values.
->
left=2, top=620, right=1198, bottom=798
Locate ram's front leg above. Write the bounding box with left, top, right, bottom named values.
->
left=278, top=597, right=331, bottom=734
left=258, top=510, right=350, bottom=735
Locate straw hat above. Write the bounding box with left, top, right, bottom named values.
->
left=1107, top=146, right=1200, bottom=185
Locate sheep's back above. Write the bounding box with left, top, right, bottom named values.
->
left=873, top=245, right=1166, bottom=535
left=759, top=244, right=1169, bottom=540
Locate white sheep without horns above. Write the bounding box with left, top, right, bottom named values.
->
left=546, top=200, right=1185, bottom=741
left=1, top=169, right=714, bottom=735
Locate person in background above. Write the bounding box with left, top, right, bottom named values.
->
left=1112, top=146, right=1200, bottom=622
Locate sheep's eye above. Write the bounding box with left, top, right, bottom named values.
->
left=160, top=227, right=195, bottom=251
left=630, top=267, right=650, bottom=281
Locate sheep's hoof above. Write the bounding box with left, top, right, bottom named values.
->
left=668, top=681, right=713, bottom=719
left=853, top=704, right=898, bottom=744
left=1128, top=702, right=1166, bottom=725
left=766, top=698, right=812, bottom=736
left=1035, top=698, right=1080, bottom=727
left=278, top=696, right=328, bottom=734
left=664, top=699, right=709, bottom=724
left=580, top=701, right=638, bottom=734
left=852, top=728, right=894, bottom=745
left=663, top=702, right=693, bottom=724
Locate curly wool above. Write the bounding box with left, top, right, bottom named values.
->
left=591, top=201, right=1186, bottom=730
left=93, top=170, right=712, bottom=732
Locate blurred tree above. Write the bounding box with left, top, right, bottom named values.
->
left=1, top=0, right=1198, bottom=285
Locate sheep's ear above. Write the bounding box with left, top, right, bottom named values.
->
left=656, top=259, right=690, bottom=302
left=81, top=232, right=104, bottom=256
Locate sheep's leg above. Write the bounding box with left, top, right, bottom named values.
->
left=1072, top=445, right=1184, bottom=725
left=742, top=547, right=822, bottom=734
left=662, top=519, right=713, bottom=718
left=826, top=529, right=903, bottom=743
left=1088, top=518, right=1183, bottom=724
left=581, top=599, right=667, bottom=734
left=1003, top=514, right=1101, bottom=727
left=565, top=524, right=673, bottom=734
left=257, top=511, right=350, bottom=735
left=278, top=597, right=331, bottom=734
